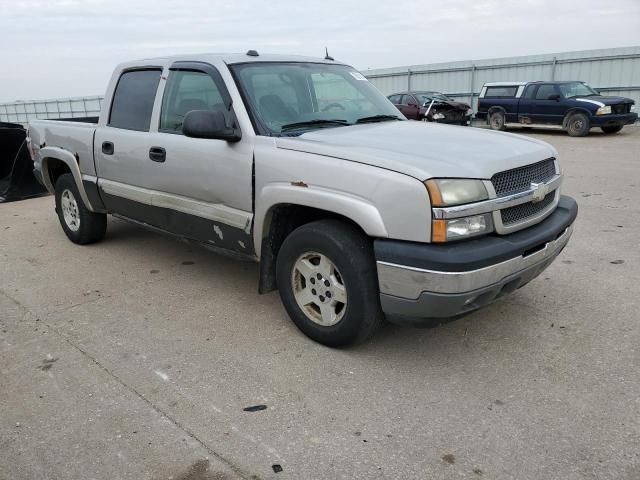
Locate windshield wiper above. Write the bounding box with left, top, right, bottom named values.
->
left=355, top=114, right=402, bottom=124
left=280, top=119, right=349, bottom=131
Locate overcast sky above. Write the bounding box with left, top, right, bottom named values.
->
left=1, top=0, right=639, bottom=102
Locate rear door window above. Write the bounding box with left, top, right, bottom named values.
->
left=535, top=84, right=558, bottom=100
left=522, top=85, right=536, bottom=98
left=109, top=69, right=161, bottom=131
left=388, top=94, right=401, bottom=104
left=403, top=95, right=417, bottom=105
left=484, top=86, right=518, bottom=98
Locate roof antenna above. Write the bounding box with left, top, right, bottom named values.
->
left=324, top=47, right=334, bottom=61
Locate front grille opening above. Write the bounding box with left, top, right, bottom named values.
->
left=491, top=158, right=556, bottom=197
left=612, top=103, right=631, bottom=114
left=500, top=192, right=555, bottom=226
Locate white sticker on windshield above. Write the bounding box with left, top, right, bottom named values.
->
left=349, top=71, right=367, bottom=81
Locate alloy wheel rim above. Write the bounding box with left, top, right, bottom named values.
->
left=61, top=189, right=80, bottom=232
left=291, top=252, right=347, bottom=326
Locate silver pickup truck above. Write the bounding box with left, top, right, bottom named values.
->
left=29, top=52, right=577, bottom=346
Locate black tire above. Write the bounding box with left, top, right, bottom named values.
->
left=275, top=219, right=384, bottom=347
left=601, top=125, right=623, bottom=134
left=566, top=112, right=590, bottom=137
left=54, top=173, right=107, bottom=244
left=488, top=111, right=506, bottom=131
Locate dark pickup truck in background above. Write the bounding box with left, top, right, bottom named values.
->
left=476, top=81, right=637, bottom=136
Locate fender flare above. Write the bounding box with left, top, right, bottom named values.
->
left=40, top=146, right=95, bottom=211
left=562, top=107, right=593, bottom=128
left=253, top=183, right=388, bottom=257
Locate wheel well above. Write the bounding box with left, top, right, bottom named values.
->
left=44, top=158, right=72, bottom=188
left=487, top=106, right=506, bottom=115
left=258, top=204, right=366, bottom=294
left=562, top=108, right=591, bottom=128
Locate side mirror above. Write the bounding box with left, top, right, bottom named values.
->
left=548, top=94, right=561, bottom=101
left=183, top=110, right=241, bottom=142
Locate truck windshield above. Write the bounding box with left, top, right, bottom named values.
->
left=230, top=62, right=403, bottom=135
left=559, top=82, right=599, bottom=98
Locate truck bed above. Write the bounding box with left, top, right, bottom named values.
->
left=29, top=119, right=98, bottom=177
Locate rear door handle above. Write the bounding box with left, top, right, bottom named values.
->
left=102, top=141, right=114, bottom=155
left=149, top=147, right=166, bottom=163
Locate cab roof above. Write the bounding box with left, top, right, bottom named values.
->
left=117, top=52, right=345, bottom=69
left=483, top=80, right=586, bottom=87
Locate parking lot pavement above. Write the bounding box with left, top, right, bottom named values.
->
left=1, top=127, right=639, bottom=480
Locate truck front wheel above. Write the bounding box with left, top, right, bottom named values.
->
left=54, top=174, right=107, bottom=244
left=566, top=113, right=590, bottom=137
left=275, top=219, right=383, bottom=347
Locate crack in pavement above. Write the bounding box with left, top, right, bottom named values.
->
left=0, top=289, right=255, bottom=480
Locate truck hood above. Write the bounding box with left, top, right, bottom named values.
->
left=572, top=95, right=634, bottom=107
left=276, top=121, right=556, bottom=180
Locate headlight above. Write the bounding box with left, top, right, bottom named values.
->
left=596, top=105, right=612, bottom=115
left=432, top=214, right=493, bottom=242
left=631, top=104, right=636, bottom=111
left=425, top=179, right=489, bottom=206
left=432, top=113, right=445, bottom=119
left=465, top=108, right=473, bottom=116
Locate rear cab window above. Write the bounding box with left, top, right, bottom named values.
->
left=484, top=86, right=518, bottom=98
left=108, top=69, right=161, bottom=131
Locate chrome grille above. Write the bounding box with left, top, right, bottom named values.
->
left=491, top=158, right=556, bottom=197
left=500, top=192, right=555, bottom=226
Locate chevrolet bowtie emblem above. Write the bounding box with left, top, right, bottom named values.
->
left=530, top=182, right=549, bottom=203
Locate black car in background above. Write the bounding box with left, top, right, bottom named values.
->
left=0, top=122, right=47, bottom=202
left=388, top=91, right=473, bottom=125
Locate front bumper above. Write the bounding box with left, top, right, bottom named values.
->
left=590, top=112, right=637, bottom=127
left=436, top=113, right=473, bottom=125
left=375, top=195, right=578, bottom=325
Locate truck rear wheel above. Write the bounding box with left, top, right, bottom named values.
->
left=566, top=112, right=590, bottom=137
left=54, top=174, right=107, bottom=244
left=488, top=111, right=506, bottom=131
left=275, top=219, right=383, bottom=347
left=601, top=125, right=623, bottom=134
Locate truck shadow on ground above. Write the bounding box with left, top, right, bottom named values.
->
left=99, top=216, right=538, bottom=358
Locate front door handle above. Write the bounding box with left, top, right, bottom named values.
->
left=102, top=141, right=114, bottom=155
left=149, top=147, right=166, bottom=163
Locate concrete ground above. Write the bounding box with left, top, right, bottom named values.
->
left=1, top=126, right=639, bottom=480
